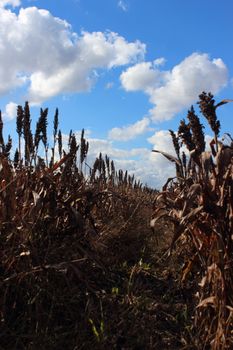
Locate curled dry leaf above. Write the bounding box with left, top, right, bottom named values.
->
left=197, top=296, right=217, bottom=308
left=152, top=149, right=181, bottom=166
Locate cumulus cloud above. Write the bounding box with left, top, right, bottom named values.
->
left=0, top=6, right=145, bottom=104
left=89, top=139, right=147, bottom=160
left=2, top=101, right=17, bottom=121
left=0, top=0, right=20, bottom=7
left=108, top=117, right=151, bottom=141
left=120, top=53, right=228, bottom=122
left=153, top=57, right=166, bottom=67
left=147, top=129, right=175, bottom=153
left=120, top=61, right=166, bottom=93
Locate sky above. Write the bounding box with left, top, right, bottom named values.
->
left=0, top=0, right=232, bottom=188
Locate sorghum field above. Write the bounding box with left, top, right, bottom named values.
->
left=0, top=92, right=232, bottom=349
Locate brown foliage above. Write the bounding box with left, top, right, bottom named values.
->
left=152, top=93, right=233, bottom=349
left=0, top=103, right=161, bottom=349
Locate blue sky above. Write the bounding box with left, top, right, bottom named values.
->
left=0, top=0, right=232, bottom=187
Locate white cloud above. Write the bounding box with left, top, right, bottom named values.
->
left=147, top=129, right=175, bottom=153
left=2, top=101, right=17, bottom=121
left=147, top=129, right=177, bottom=181
left=118, top=0, right=128, bottom=12
left=154, top=57, right=166, bottom=66
left=83, top=137, right=148, bottom=159
left=0, top=6, right=145, bottom=104
left=108, top=117, right=151, bottom=141
left=0, top=0, right=21, bottom=7
left=120, top=61, right=166, bottom=93
left=120, top=53, right=228, bottom=122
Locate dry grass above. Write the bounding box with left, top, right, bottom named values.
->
left=0, top=94, right=232, bottom=349
left=1, top=103, right=185, bottom=350
left=153, top=92, right=233, bottom=349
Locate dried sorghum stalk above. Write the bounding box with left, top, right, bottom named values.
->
left=187, top=106, right=205, bottom=154
left=52, top=108, right=59, bottom=164
left=34, top=108, right=48, bottom=165
left=91, top=157, right=99, bottom=181
left=80, top=129, right=86, bottom=167
left=182, top=151, right=187, bottom=177
left=23, top=102, right=33, bottom=165
left=5, top=135, right=12, bottom=156
left=0, top=111, right=4, bottom=152
left=198, top=92, right=220, bottom=136
left=16, top=105, right=24, bottom=161
left=58, top=129, right=62, bottom=159
left=169, top=130, right=180, bottom=159
left=14, top=148, right=19, bottom=167
left=178, top=119, right=195, bottom=151
left=70, top=133, right=78, bottom=156
left=111, top=160, right=115, bottom=177
left=53, top=108, right=59, bottom=140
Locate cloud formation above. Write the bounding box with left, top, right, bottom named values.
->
left=108, top=117, right=151, bottom=141
left=120, top=61, right=165, bottom=93
left=0, top=0, right=20, bottom=7
left=153, top=57, right=166, bottom=67
left=0, top=6, right=145, bottom=104
left=120, top=53, right=228, bottom=122
left=2, top=102, right=17, bottom=121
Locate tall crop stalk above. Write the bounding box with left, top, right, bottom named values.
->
left=52, top=108, right=59, bottom=166
left=16, top=105, right=23, bottom=164
left=23, top=102, right=33, bottom=166
left=0, top=111, right=4, bottom=153
left=152, top=93, right=233, bottom=349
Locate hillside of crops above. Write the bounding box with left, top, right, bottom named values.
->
left=0, top=93, right=232, bottom=349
